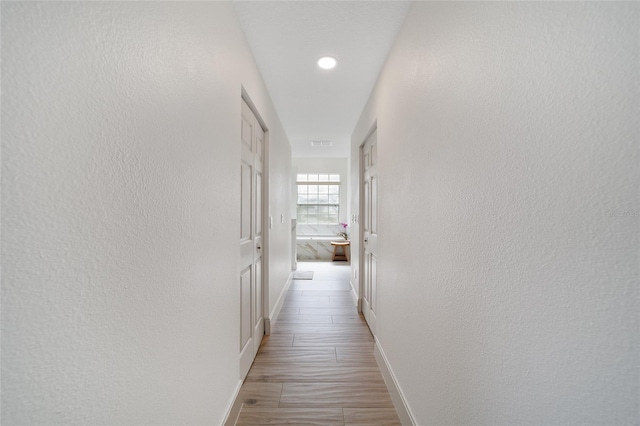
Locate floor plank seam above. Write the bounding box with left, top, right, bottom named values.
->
left=236, top=262, right=400, bottom=425
left=276, top=381, right=285, bottom=409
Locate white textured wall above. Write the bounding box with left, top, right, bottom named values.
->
left=268, top=123, right=293, bottom=318
left=352, top=2, right=639, bottom=424
left=1, top=2, right=291, bottom=424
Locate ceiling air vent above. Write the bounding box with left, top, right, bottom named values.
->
left=310, top=140, right=333, bottom=147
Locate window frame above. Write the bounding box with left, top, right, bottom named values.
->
left=296, top=174, right=340, bottom=225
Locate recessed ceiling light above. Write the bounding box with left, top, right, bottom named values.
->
left=317, top=56, right=337, bottom=70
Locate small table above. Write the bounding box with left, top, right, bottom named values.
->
left=330, top=241, right=350, bottom=262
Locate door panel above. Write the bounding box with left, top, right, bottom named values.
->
left=253, top=121, right=265, bottom=357
left=241, top=164, right=251, bottom=241
left=256, top=172, right=263, bottom=235
left=371, top=176, right=377, bottom=234
left=240, top=267, right=252, bottom=351
left=241, top=114, right=252, bottom=149
left=254, top=256, right=263, bottom=354
left=371, top=255, right=377, bottom=313
left=364, top=181, right=370, bottom=232
left=240, top=99, right=265, bottom=380
left=256, top=126, right=264, bottom=163
left=255, top=259, right=262, bottom=321
left=361, top=130, right=378, bottom=335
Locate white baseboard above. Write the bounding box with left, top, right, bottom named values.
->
left=222, top=379, right=243, bottom=426
left=374, top=338, right=416, bottom=426
left=349, top=279, right=362, bottom=312
left=267, top=272, right=293, bottom=333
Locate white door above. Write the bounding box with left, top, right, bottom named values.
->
left=361, top=130, right=378, bottom=334
left=239, top=99, right=265, bottom=380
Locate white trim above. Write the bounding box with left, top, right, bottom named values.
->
left=374, top=338, right=416, bottom=426
left=267, top=272, right=293, bottom=333
left=358, top=122, right=377, bottom=325
left=349, top=279, right=360, bottom=311
left=264, top=318, right=271, bottom=336
left=222, top=379, right=243, bottom=426
left=239, top=90, right=269, bottom=380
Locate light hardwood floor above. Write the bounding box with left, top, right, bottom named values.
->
left=235, top=261, right=401, bottom=426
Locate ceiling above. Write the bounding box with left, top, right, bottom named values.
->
left=232, top=1, right=410, bottom=158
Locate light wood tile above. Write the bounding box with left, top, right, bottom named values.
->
left=278, top=307, right=300, bottom=314
left=233, top=262, right=399, bottom=424
left=343, top=408, right=402, bottom=425
left=331, top=315, right=368, bottom=325
left=301, top=290, right=351, bottom=297
left=285, top=295, right=330, bottom=303
left=259, top=334, right=293, bottom=348
left=279, top=383, right=394, bottom=408
left=290, top=282, right=352, bottom=291
left=276, top=314, right=333, bottom=324
left=335, top=347, right=377, bottom=363
left=330, top=296, right=356, bottom=303
left=273, top=324, right=373, bottom=336
left=298, top=307, right=359, bottom=316
left=313, top=274, right=351, bottom=280
left=253, top=347, right=337, bottom=364
left=246, top=363, right=385, bottom=383
left=238, top=383, right=282, bottom=408
left=284, top=300, right=354, bottom=308
left=292, top=333, right=374, bottom=347
left=236, top=407, right=343, bottom=425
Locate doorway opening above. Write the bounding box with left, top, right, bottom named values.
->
left=292, top=158, right=350, bottom=263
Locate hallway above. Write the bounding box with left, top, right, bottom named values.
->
left=235, top=262, right=400, bottom=425
left=3, top=2, right=637, bottom=424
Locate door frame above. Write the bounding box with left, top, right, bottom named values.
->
left=239, top=89, right=269, bottom=380
left=242, top=89, right=270, bottom=338
left=358, top=123, right=377, bottom=334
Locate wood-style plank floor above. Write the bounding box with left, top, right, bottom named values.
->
left=235, top=261, right=401, bottom=426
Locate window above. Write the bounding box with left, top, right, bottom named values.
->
left=297, top=174, right=340, bottom=224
